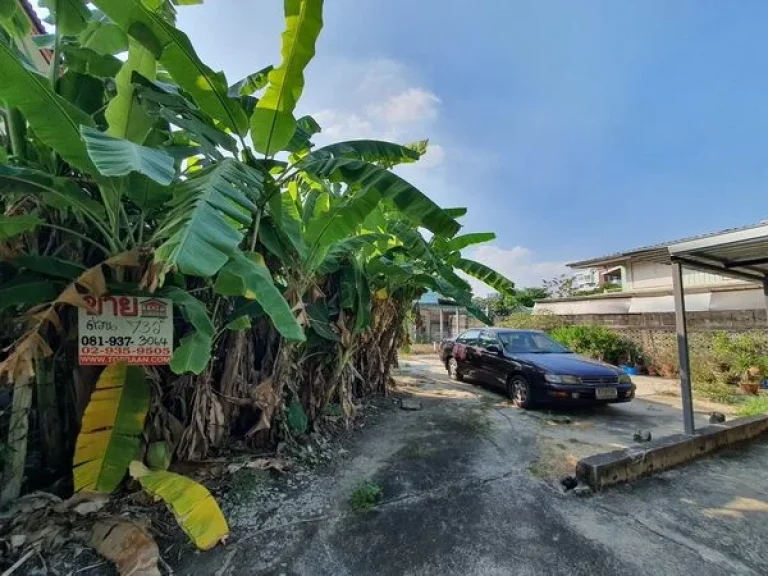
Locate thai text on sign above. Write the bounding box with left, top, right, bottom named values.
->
left=78, top=296, right=174, bottom=366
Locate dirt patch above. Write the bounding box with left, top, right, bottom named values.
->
left=529, top=436, right=613, bottom=482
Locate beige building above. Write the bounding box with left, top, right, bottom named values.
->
left=536, top=222, right=767, bottom=315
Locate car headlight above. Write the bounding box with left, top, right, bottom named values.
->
left=618, top=373, right=632, bottom=384
left=544, top=374, right=581, bottom=385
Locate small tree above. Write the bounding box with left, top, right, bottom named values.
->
left=543, top=274, right=575, bottom=298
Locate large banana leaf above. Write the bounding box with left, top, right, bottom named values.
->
left=92, top=0, right=247, bottom=135
left=444, top=207, right=467, bottom=219
left=0, top=0, right=31, bottom=37
left=162, top=287, right=215, bottom=336
left=41, top=0, right=90, bottom=35
left=269, top=181, right=308, bottom=259
left=316, top=233, right=387, bottom=274
left=454, top=257, right=515, bottom=294
left=304, top=186, right=381, bottom=254
left=0, top=165, right=106, bottom=222
left=73, top=363, right=150, bottom=493
left=153, top=159, right=262, bottom=277
left=82, top=126, right=175, bottom=184
left=387, top=220, right=433, bottom=263
left=0, top=275, right=58, bottom=312
left=298, top=156, right=460, bottom=237
left=214, top=252, right=305, bottom=342
left=228, top=65, right=273, bottom=97
left=306, top=140, right=421, bottom=167
left=105, top=38, right=156, bottom=143
left=251, top=0, right=324, bottom=155
left=0, top=42, right=95, bottom=172
left=0, top=215, right=42, bottom=242
left=78, top=15, right=128, bottom=55
left=134, top=74, right=238, bottom=158
left=170, top=331, right=211, bottom=375
left=129, top=461, right=229, bottom=550
left=440, top=232, right=496, bottom=253
left=284, top=115, right=322, bottom=154
left=163, top=287, right=215, bottom=374
left=58, top=71, right=106, bottom=118
left=61, top=44, right=123, bottom=78
left=13, top=254, right=86, bottom=279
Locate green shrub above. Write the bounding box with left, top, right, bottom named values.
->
left=349, top=481, right=382, bottom=511
left=737, top=395, right=768, bottom=417
left=548, top=325, right=639, bottom=366
left=711, top=332, right=768, bottom=375
left=692, top=378, right=739, bottom=404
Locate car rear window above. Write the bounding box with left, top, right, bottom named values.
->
left=456, top=329, right=481, bottom=344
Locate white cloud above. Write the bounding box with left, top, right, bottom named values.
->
left=417, top=144, right=446, bottom=169
left=312, top=110, right=376, bottom=140
left=366, top=88, right=441, bottom=125
left=464, top=245, right=570, bottom=296
left=308, top=59, right=445, bottom=169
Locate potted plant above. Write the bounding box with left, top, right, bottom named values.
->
left=741, top=366, right=762, bottom=395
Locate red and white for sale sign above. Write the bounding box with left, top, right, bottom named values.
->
left=78, top=295, right=174, bottom=365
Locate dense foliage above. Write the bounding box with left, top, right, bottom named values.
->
left=548, top=325, right=640, bottom=366
left=0, top=0, right=514, bottom=505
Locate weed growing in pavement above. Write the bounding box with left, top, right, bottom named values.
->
left=400, top=442, right=436, bottom=460
left=349, top=481, right=383, bottom=511
left=463, top=409, right=495, bottom=438
left=737, top=395, right=768, bottom=417
left=228, top=469, right=270, bottom=503
left=693, top=379, right=739, bottom=404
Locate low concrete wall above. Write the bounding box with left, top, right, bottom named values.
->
left=576, top=415, right=768, bottom=490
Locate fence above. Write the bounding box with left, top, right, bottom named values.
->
left=539, top=311, right=768, bottom=376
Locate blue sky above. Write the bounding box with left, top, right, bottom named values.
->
left=162, top=3, right=768, bottom=289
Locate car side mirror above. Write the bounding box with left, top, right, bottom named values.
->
left=486, top=344, right=502, bottom=356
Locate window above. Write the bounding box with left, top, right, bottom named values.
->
left=478, top=331, right=500, bottom=349
left=456, top=329, right=481, bottom=345
left=497, top=331, right=570, bottom=354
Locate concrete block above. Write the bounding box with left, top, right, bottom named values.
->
left=576, top=415, right=768, bottom=491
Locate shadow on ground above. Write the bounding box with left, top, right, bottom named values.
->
left=173, top=355, right=768, bottom=575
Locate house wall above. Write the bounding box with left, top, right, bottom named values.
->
left=625, top=261, right=742, bottom=292
left=534, top=285, right=764, bottom=315
left=411, top=307, right=474, bottom=343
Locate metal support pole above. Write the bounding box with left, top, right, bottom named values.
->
left=763, top=279, right=768, bottom=326
left=455, top=308, right=459, bottom=338
left=439, top=308, right=444, bottom=340
left=672, top=261, right=695, bottom=434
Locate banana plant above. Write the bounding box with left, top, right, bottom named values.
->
left=0, top=0, right=520, bottom=511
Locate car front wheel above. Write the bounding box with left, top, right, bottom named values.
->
left=448, top=358, right=464, bottom=382
left=508, top=375, right=533, bottom=409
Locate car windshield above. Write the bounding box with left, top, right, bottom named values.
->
left=497, top=331, right=571, bottom=354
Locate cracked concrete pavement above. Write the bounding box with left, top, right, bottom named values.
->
left=176, top=355, right=768, bottom=575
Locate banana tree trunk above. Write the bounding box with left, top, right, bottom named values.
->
left=1, top=374, right=33, bottom=505
left=36, top=358, right=64, bottom=472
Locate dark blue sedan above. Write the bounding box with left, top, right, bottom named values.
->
left=441, top=328, right=635, bottom=408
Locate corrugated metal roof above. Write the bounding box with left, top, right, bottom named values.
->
left=568, top=221, right=768, bottom=268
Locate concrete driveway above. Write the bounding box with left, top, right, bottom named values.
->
left=178, top=355, right=768, bottom=575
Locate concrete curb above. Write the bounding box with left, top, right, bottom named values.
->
left=575, top=414, right=768, bottom=490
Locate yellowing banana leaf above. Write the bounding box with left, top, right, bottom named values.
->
left=73, top=363, right=150, bottom=493
left=129, top=461, right=229, bottom=550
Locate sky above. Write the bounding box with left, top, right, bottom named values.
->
left=82, top=2, right=768, bottom=293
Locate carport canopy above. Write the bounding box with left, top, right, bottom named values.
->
left=667, top=223, right=768, bottom=434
